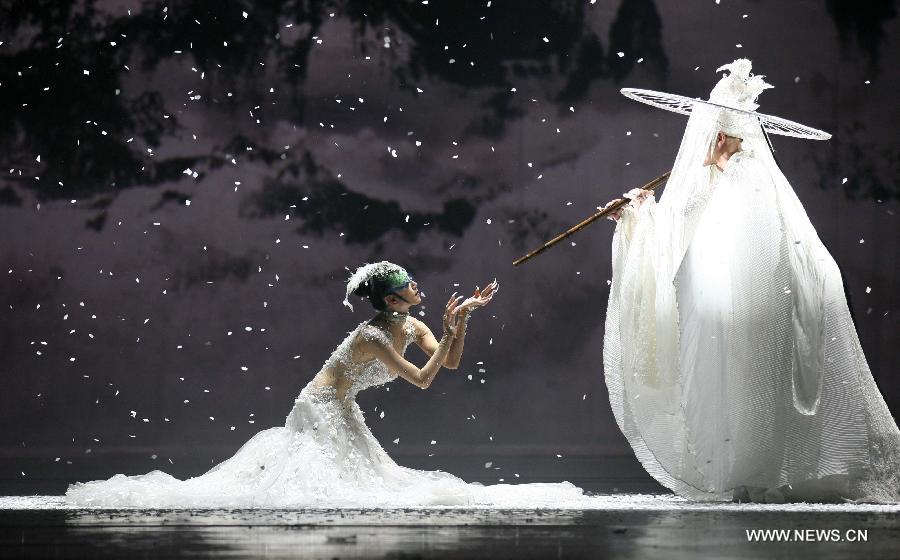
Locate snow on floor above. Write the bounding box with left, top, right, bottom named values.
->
left=2, top=493, right=899, bottom=514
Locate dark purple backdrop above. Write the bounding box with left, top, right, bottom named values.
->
left=1, top=0, right=897, bottom=494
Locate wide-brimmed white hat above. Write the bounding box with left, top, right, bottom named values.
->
left=620, top=59, right=831, bottom=141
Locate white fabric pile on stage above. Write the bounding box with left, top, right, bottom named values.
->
left=604, top=61, right=900, bottom=503
left=66, top=320, right=592, bottom=508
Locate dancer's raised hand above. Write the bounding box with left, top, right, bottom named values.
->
left=602, top=188, right=653, bottom=222
left=626, top=188, right=654, bottom=206
left=458, top=279, right=499, bottom=314
left=442, top=293, right=464, bottom=338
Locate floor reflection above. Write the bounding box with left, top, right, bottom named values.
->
left=0, top=496, right=898, bottom=559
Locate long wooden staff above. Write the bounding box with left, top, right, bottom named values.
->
left=512, top=170, right=671, bottom=267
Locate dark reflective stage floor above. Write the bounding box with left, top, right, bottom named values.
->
left=2, top=496, right=899, bottom=559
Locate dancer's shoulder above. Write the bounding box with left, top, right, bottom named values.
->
left=727, top=149, right=765, bottom=173
left=357, top=323, right=391, bottom=347
left=725, top=149, right=776, bottom=187
left=408, top=317, right=433, bottom=345
left=406, top=316, right=427, bottom=334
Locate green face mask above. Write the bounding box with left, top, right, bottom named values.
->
left=384, top=270, right=410, bottom=290
left=381, top=269, right=414, bottom=305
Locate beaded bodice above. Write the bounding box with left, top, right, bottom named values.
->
left=316, top=319, right=417, bottom=399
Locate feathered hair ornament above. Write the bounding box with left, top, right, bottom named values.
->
left=709, top=59, right=774, bottom=137
left=342, top=261, right=409, bottom=311
left=709, top=58, right=773, bottom=111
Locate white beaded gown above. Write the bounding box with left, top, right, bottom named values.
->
left=66, top=318, right=590, bottom=508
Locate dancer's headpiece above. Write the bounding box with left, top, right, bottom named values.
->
left=343, top=261, right=411, bottom=311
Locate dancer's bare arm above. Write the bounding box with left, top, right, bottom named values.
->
left=413, top=280, right=498, bottom=369
left=363, top=296, right=461, bottom=388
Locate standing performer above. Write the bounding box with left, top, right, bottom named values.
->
left=66, top=262, right=590, bottom=507
left=603, top=59, right=900, bottom=503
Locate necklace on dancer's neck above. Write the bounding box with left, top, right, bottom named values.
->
left=378, top=309, right=409, bottom=325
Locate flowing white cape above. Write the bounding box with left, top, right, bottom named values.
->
left=603, top=103, right=900, bottom=502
